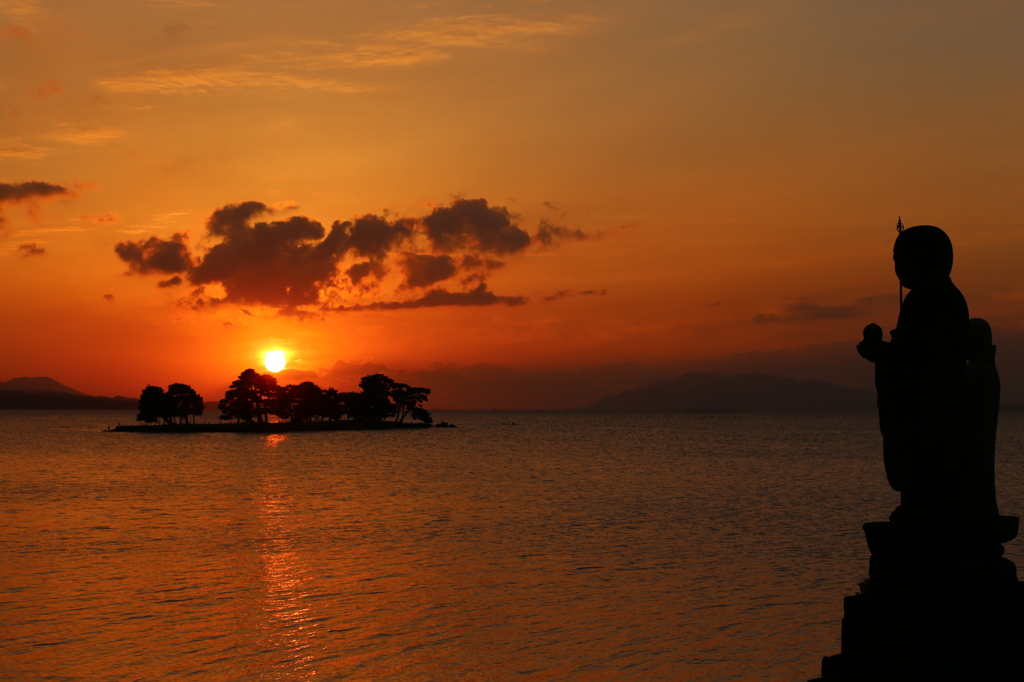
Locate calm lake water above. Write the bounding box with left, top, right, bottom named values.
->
left=2, top=410, right=1023, bottom=681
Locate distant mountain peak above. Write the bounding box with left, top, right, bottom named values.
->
left=0, top=377, right=87, bottom=396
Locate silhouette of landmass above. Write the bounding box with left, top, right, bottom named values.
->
left=582, top=372, right=875, bottom=412
left=0, top=376, right=138, bottom=409
left=0, top=390, right=135, bottom=410
left=0, top=376, right=86, bottom=395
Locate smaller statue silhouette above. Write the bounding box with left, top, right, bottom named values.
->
left=962, top=318, right=999, bottom=517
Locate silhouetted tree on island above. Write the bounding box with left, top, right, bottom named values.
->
left=219, top=368, right=280, bottom=423
left=322, top=387, right=343, bottom=421
left=212, top=369, right=432, bottom=426
left=390, top=382, right=432, bottom=424
left=166, top=383, right=204, bottom=424
left=132, top=371, right=431, bottom=428
left=214, top=368, right=430, bottom=421
left=137, top=385, right=167, bottom=423
left=358, top=374, right=399, bottom=423
left=287, top=381, right=326, bottom=423
left=137, top=383, right=204, bottom=424
left=332, top=390, right=369, bottom=422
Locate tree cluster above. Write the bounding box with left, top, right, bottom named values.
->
left=217, top=370, right=432, bottom=425
left=136, top=383, right=204, bottom=424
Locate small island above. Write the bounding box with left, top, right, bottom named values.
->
left=111, top=370, right=440, bottom=433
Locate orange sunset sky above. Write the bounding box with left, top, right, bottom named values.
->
left=2, top=0, right=1023, bottom=408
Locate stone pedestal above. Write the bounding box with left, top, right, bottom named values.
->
left=812, top=516, right=1023, bottom=680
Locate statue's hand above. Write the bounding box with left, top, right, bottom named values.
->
left=857, top=338, right=886, bottom=362
left=858, top=323, right=886, bottom=362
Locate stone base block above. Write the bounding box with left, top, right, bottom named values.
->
left=814, top=516, right=1024, bottom=681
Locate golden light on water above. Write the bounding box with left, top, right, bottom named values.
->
left=264, top=351, right=286, bottom=373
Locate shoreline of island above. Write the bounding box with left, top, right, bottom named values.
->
left=108, top=421, right=446, bottom=433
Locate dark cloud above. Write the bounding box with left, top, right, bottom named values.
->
left=328, top=283, right=526, bottom=311
left=343, top=214, right=413, bottom=259
left=0, top=181, right=69, bottom=203
left=118, top=197, right=600, bottom=314
left=543, top=288, right=607, bottom=302
left=422, top=198, right=531, bottom=254
left=0, top=181, right=70, bottom=232
left=399, top=253, right=456, bottom=289
left=190, top=202, right=348, bottom=308
left=275, top=368, right=320, bottom=383
left=323, top=360, right=394, bottom=390
left=459, top=254, right=504, bottom=270
left=346, top=260, right=387, bottom=287
left=534, top=218, right=587, bottom=246
left=114, top=232, right=192, bottom=275
left=457, top=254, right=506, bottom=286
left=157, top=276, right=183, bottom=288
left=80, top=212, right=120, bottom=224
left=753, top=294, right=895, bottom=324
left=16, top=242, right=45, bottom=257
left=205, top=201, right=272, bottom=237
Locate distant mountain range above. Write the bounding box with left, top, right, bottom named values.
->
left=582, top=372, right=875, bottom=412
left=0, top=376, right=86, bottom=395
left=0, top=376, right=134, bottom=410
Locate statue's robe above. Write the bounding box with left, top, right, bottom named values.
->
left=875, top=277, right=969, bottom=519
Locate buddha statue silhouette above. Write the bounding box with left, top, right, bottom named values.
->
left=857, top=224, right=997, bottom=521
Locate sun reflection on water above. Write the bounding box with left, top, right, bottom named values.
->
left=255, top=440, right=324, bottom=678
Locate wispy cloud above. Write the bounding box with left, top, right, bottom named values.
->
left=324, top=283, right=526, bottom=313
left=293, top=14, right=594, bottom=69
left=99, top=14, right=593, bottom=96
left=99, top=67, right=369, bottom=95
left=0, top=138, right=49, bottom=159
left=11, top=226, right=87, bottom=238
left=395, top=14, right=592, bottom=48
left=146, top=0, right=215, bottom=7
left=543, top=288, right=606, bottom=302
left=0, top=1, right=40, bottom=18
left=80, top=212, right=120, bottom=225
left=753, top=294, right=895, bottom=324
left=993, top=291, right=1024, bottom=302
left=47, top=123, right=126, bottom=146
left=16, top=241, right=44, bottom=257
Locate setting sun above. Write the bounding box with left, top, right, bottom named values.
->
left=264, top=351, right=286, bottom=373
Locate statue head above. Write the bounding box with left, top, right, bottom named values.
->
left=893, top=225, right=953, bottom=289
